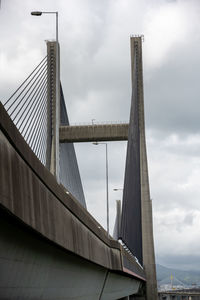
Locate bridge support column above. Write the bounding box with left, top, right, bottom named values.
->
left=130, top=36, right=158, bottom=300
left=46, top=41, right=60, bottom=182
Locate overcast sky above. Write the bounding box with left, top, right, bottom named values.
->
left=1, top=0, right=200, bottom=272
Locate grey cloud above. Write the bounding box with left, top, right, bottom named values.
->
left=157, top=254, right=200, bottom=271
left=155, top=210, right=196, bottom=233
left=1, top=0, right=200, bottom=271
left=145, top=46, right=200, bottom=134
left=183, top=212, right=195, bottom=226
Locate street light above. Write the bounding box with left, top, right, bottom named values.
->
left=31, top=10, right=60, bottom=181
left=93, top=142, right=109, bottom=236
left=31, top=11, right=58, bottom=43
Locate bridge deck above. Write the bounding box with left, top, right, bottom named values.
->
left=0, top=103, right=145, bottom=299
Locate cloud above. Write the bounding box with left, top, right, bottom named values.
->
left=1, top=0, right=200, bottom=271
left=157, top=254, right=200, bottom=271
left=144, top=1, right=187, bottom=68
left=148, top=132, right=200, bottom=213
left=154, top=209, right=200, bottom=260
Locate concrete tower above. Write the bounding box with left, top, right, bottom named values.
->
left=120, top=36, right=157, bottom=299
left=131, top=36, right=157, bottom=300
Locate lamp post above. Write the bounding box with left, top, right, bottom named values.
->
left=31, top=11, right=60, bottom=181
left=31, top=11, right=58, bottom=43
left=93, top=142, right=109, bottom=236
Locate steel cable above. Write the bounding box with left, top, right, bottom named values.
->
left=35, top=103, right=48, bottom=163
left=4, top=56, right=47, bottom=107
left=19, top=74, right=47, bottom=134
left=8, top=62, right=47, bottom=116
left=31, top=96, right=47, bottom=157
left=15, top=70, right=47, bottom=127
left=24, top=83, right=47, bottom=141
left=29, top=88, right=47, bottom=150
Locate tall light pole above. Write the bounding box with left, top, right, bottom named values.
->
left=31, top=11, right=58, bottom=43
left=31, top=11, right=60, bottom=182
left=93, top=142, right=109, bottom=236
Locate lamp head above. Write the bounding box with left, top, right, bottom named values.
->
left=31, top=11, right=42, bottom=16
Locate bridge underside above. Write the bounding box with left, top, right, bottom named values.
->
left=0, top=207, right=141, bottom=300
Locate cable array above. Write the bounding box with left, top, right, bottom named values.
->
left=3, top=56, right=48, bottom=165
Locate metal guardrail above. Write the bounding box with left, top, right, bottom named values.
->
left=119, top=239, right=144, bottom=269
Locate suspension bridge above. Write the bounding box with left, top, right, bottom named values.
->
left=0, top=36, right=157, bottom=299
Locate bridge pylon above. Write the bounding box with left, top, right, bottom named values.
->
left=46, top=41, right=60, bottom=182
left=120, top=36, right=158, bottom=300
left=130, top=36, right=157, bottom=300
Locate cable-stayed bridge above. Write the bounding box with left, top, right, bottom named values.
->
left=0, top=36, right=157, bottom=299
